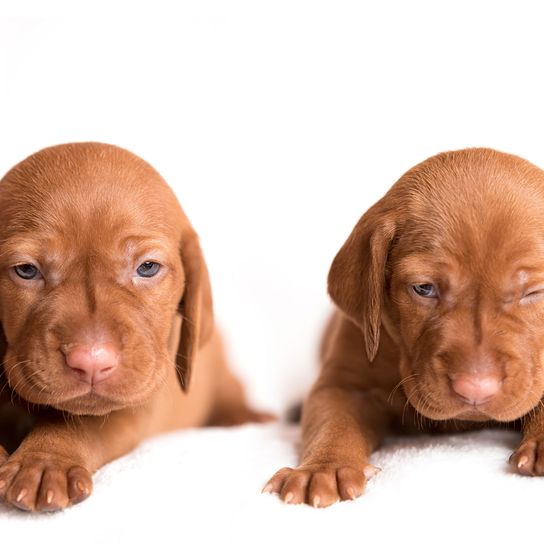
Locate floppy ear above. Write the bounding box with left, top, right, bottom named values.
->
left=327, top=204, right=396, bottom=362
left=175, top=229, right=214, bottom=391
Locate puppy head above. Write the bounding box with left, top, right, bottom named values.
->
left=0, top=143, right=212, bottom=415
left=329, top=148, right=544, bottom=422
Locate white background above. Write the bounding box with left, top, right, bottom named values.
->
left=2, top=0, right=544, bottom=427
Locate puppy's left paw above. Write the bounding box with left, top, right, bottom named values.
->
left=0, top=452, right=92, bottom=512
left=510, top=438, right=544, bottom=476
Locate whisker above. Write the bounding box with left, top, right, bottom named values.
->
left=417, top=392, right=434, bottom=431
left=388, top=373, right=419, bottom=404
left=402, top=387, right=419, bottom=426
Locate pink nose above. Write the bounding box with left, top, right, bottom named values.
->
left=449, top=373, right=502, bottom=405
left=63, top=343, right=119, bottom=385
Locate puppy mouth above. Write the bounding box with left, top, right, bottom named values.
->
left=410, top=395, right=494, bottom=422
left=406, top=383, right=528, bottom=423
left=51, top=390, right=127, bottom=416
left=5, top=355, right=166, bottom=416
left=47, top=374, right=163, bottom=415
left=451, top=405, right=495, bottom=421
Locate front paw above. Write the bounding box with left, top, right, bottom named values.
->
left=263, top=463, right=380, bottom=508
left=0, top=452, right=92, bottom=511
left=510, top=438, right=544, bottom=476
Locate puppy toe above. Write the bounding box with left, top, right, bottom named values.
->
left=279, top=470, right=311, bottom=504
left=308, top=471, right=338, bottom=508
left=6, top=465, right=42, bottom=511
left=511, top=440, right=537, bottom=476
left=36, top=467, right=69, bottom=512
left=262, top=467, right=293, bottom=494
left=0, top=461, right=20, bottom=501
left=336, top=466, right=367, bottom=501
left=67, top=466, right=93, bottom=505
left=533, top=441, right=544, bottom=475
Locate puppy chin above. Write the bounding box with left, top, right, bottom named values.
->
left=49, top=393, right=115, bottom=415
left=13, top=384, right=153, bottom=416
left=409, top=394, right=533, bottom=423
left=49, top=392, right=126, bottom=416
left=51, top=387, right=160, bottom=415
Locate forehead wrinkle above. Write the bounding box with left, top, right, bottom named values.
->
left=394, top=253, right=453, bottom=275
left=0, top=229, right=175, bottom=271
left=2, top=180, right=175, bottom=239
left=120, top=234, right=175, bottom=255
left=0, top=235, right=65, bottom=261
left=397, top=153, right=544, bottom=248
left=398, top=199, right=544, bottom=260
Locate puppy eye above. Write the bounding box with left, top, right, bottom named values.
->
left=136, top=261, right=161, bottom=278
left=522, top=288, right=544, bottom=301
left=412, top=283, right=437, bottom=298
left=14, top=264, right=41, bottom=280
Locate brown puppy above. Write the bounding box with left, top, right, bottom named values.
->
left=0, top=142, right=271, bottom=512
left=265, top=148, right=544, bottom=507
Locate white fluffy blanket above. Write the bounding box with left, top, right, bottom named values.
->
left=1, top=422, right=540, bottom=543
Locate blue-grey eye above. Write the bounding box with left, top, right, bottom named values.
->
left=14, top=264, right=41, bottom=280
left=136, top=261, right=161, bottom=278
left=412, top=283, right=437, bottom=298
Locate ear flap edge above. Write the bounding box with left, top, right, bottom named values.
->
left=327, top=211, right=396, bottom=362
left=175, top=229, right=214, bottom=391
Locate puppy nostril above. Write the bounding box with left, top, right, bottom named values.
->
left=68, top=366, right=93, bottom=384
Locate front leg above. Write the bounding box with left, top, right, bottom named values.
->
left=264, top=385, right=390, bottom=507
left=0, top=406, right=150, bottom=511
left=510, top=401, right=544, bottom=475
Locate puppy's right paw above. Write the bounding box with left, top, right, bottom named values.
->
left=262, top=463, right=380, bottom=508
left=0, top=452, right=92, bottom=512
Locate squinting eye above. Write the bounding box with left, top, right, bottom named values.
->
left=14, top=264, right=41, bottom=280
left=523, top=289, right=544, bottom=301
left=412, top=283, right=438, bottom=298
left=136, top=261, right=161, bottom=278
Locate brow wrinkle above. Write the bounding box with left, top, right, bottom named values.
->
left=85, top=255, right=97, bottom=314
left=473, top=286, right=483, bottom=346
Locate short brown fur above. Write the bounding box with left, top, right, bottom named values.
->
left=266, top=148, right=544, bottom=507
left=0, top=142, right=272, bottom=512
